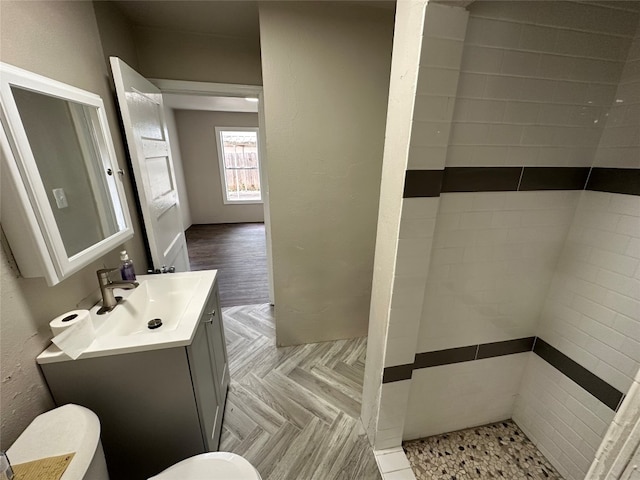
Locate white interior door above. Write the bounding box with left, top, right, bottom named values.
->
left=110, top=57, right=189, bottom=272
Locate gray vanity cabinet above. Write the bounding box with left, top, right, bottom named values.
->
left=187, top=284, right=229, bottom=451
left=39, top=281, right=229, bottom=480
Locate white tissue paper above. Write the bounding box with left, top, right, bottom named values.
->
left=50, top=310, right=96, bottom=360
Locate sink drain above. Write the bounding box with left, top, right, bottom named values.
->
left=147, top=318, right=163, bottom=330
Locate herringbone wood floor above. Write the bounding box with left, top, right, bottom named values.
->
left=220, top=304, right=381, bottom=480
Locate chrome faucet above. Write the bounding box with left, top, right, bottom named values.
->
left=96, top=268, right=139, bottom=314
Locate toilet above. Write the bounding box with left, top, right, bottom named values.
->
left=149, top=452, right=262, bottom=480
left=8, top=404, right=261, bottom=480
left=7, top=404, right=109, bottom=480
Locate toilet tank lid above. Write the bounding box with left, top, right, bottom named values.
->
left=7, top=404, right=101, bottom=480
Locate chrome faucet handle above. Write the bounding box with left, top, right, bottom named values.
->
left=97, top=267, right=119, bottom=281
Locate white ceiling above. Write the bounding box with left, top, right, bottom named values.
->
left=163, top=93, right=259, bottom=113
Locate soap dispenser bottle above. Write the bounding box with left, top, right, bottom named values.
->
left=120, top=250, right=136, bottom=281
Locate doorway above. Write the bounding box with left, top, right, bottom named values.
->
left=152, top=79, right=274, bottom=307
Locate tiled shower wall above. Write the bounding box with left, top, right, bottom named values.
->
left=514, top=19, right=640, bottom=480
left=404, top=0, right=637, bottom=440
left=366, top=0, right=640, bottom=476
left=367, top=2, right=469, bottom=450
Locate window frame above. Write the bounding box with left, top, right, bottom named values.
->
left=215, top=126, right=263, bottom=205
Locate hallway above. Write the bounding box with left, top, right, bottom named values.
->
left=185, top=223, right=269, bottom=307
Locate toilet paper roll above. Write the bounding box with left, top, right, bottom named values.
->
left=50, top=310, right=96, bottom=360
left=50, top=310, right=91, bottom=336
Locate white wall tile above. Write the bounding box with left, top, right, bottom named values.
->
left=410, top=121, right=451, bottom=147
left=401, top=197, right=439, bottom=220
left=391, top=275, right=427, bottom=311
left=422, top=3, right=469, bottom=40
left=420, top=37, right=464, bottom=69
left=404, top=354, right=530, bottom=440
left=456, top=73, right=487, bottom=98
left=383, top=469, right=417, bottom=480
left=375, top=425, right=405, bottom=450
left=460, top=45, right=503, bottom=74
left=453, top=98, right=505, bottom=123
left=465, top=17, right=522, bottom=48
left=448, top=122, right=490, bottom=145
left=398, top=217, right=436, bottom=239
left=380, top=7, right=639, bottom=476
left=375, top=450, right=411, bottom=473
left=384, top=336, right=418, bottom=368
left=537, top=54, right=575, bottom=81
left=519, top=24, right=558, bottom=52
left=413, top=95, right=454, bottom=122
left=500, top=50, right=540, bottom=77
left=416, top=67, right=461, bottom=97
left=514, top=355, right=616, bottom=480
left=378, top=380, right=413, bottom=433
left=485, top=75, right=525, bottom=101
left=520, top=187, right=640, bottom=477
left=407, top=146, right=447, bottom=170
left=503, top=101, right=540, bottom=124
left=388, top=305, right=422, bottom=342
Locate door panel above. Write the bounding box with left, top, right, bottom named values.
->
left=110, top=57, right=189, bottom=271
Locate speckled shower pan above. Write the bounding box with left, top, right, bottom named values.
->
left=403, top=420, right=563, bottom=480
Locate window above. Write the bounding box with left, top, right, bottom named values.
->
left=215, top=127, right=262, bottom=204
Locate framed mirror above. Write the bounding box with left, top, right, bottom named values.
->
left=0, top=63, right=134, bottom=285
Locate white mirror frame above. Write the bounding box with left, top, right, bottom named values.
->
left=0, top=63, right=134, bottom=285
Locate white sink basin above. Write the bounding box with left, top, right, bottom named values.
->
left=37, top=270, right=218, bottom=364
left=97, top=275, right=202, bottom=337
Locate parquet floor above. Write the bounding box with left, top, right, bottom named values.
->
left=185, top=223, right=270, bottom=307
left=220, top=304, right=381, bottom=480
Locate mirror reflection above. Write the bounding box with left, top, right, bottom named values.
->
left=11, top=86, right=127, bottom=257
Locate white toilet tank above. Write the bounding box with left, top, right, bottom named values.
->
left=7, top=404, right=109, bottom=480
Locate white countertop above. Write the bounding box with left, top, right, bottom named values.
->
left=37, top=270, right=217, bottom=365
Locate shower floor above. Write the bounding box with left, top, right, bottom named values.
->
left=403, top=420, right=563, bottom=480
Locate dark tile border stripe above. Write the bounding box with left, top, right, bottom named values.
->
left=533, top=339, right=624, bottom=411
left=382, top=363, right=414, bottom=383
left=403, top=167, right=639, bottom=197
left=414, top=345, right=477, bottom=368
left=587, top=168, right=640, bottom=196
left=441, top=167, right=522, bottom=193
left=382, top=337, right=531, bottom=384
left=403, top=170, right=443, bottom=198
left=382, top=336, right=624, bottom=412
left=477, top=337, right=535, bottom=359
left=519, top=167, right=590, bottom=191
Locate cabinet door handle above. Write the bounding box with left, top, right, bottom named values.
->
left=203, top=310, right=216, bottom=324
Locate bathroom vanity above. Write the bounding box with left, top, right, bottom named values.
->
left=37, top=271, right=229, bottom=480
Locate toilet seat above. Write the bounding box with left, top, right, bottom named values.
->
left=149, top=452, right=261, bottom=480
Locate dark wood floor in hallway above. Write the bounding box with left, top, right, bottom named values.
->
left=186, top=223, right=270, bottom=307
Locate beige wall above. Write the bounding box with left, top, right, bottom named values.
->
left=0, top=0, right=146, bottom=448
left=93, top=2, right=194, bottom=231
left=174, top=110, right=264, bottom=224
left=93, top=0, right=139, bottom=69
left=259, top=2, right=394, bottom=346
left=134, top=26, right=262, bottom=85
